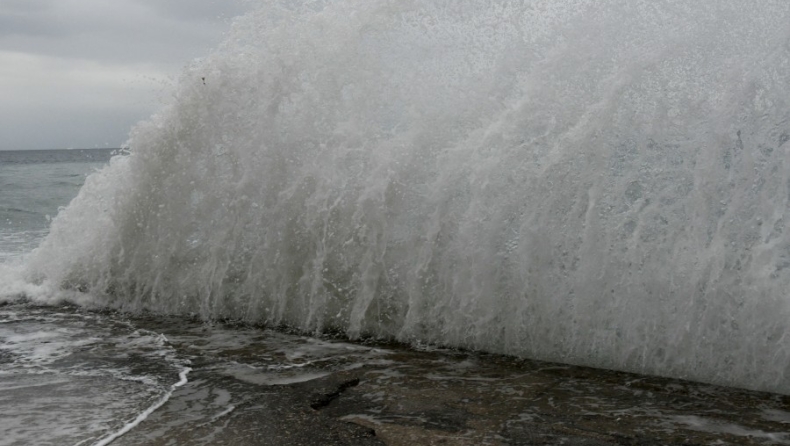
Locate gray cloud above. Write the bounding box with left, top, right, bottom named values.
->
left=0, top=0, right=243, bottom=65
left=0, top=107, right=146, bottom=150
left=134, top=0, right=247, bottom=23
left=0, top=10, right=70, bottom=39
left=0, top=0, right=55, bottom=14
left=0, top=0, right=250, bottom=150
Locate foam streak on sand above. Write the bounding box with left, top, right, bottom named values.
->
left=92, top=367, right=191, bottom=446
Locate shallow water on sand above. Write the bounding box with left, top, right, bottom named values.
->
left=3, top=301, right=790, bottom=446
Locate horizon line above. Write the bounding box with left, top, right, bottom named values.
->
left=0, top=147, right=123, bottom=152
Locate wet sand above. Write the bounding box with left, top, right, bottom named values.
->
left=102, top=316, right=790, bottom=446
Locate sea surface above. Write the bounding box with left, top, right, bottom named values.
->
left=0, top=149, right=115, bottom=263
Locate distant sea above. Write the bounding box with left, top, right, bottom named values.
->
left=0, top=149, right=116, bottom=263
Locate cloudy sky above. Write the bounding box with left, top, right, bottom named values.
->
left=0, top=0, right=250, bottom=150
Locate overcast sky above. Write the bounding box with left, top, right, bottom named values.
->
left=0, top=0, right=250, bottom=150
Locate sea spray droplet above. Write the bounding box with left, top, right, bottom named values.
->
left=24, top=0, right=790, bottom=394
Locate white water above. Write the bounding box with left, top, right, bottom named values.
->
left=16, top=1, right=790, bottom=393
left=92, top=367, right=191, bottom=446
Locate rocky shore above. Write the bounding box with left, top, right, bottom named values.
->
left=106, top=316, right=790, bottom=446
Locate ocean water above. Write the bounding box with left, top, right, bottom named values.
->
left=2, top=3, right=790, bottom=437
left=0, top=150, right=114, bottom=263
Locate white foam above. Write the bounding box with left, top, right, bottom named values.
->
left=762, top=409, right=790, bottom=424
left=669, top=415, right=790, bottom=444
left=19, top=0, right=790, bottom=394
left=92, top=367, right=191, bottom=446
left=197, top=404, right=236, bottom=428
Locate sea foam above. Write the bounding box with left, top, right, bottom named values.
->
left=22, top=0, right=790, bottom=393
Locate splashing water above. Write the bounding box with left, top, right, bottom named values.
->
left=18, top=0, right=790, bottom=393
